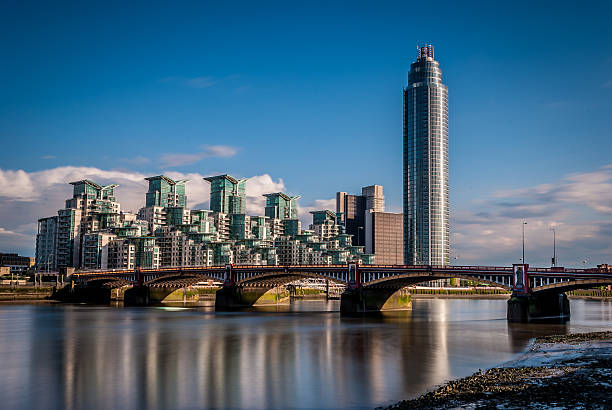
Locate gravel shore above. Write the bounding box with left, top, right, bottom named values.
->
left=385, top=331, right=612, bottom=409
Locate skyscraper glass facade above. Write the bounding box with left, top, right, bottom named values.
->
left=403, top=45, right=449, bottom=265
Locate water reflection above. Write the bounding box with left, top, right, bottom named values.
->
left=0, top=299, right=610, bottom=409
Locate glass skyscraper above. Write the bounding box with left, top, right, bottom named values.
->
left=403, top=45, right=449, bottom=266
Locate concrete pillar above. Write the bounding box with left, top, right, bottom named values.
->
left=215, top=285, right=290, bottom=309
left=340, top=287, right=412, bottom=314
left=507, top=292, right=570, bottom=323
left=124, top=286, right=150, bottom=306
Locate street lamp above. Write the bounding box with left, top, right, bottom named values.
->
left=522, top=221, right=527, bottom=264
left=550, top=227, right=556, bottom=267
left=357, top=226, right=364, bottom=247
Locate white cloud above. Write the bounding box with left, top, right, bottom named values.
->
left=297, top=198, right=336, bottom=228
left=161, top=145, right=238, bottom=167
left=245, top=175, right=285, bottom=216
left=0, top=169, right=37, bottom=200
left=0, top=227, right=27, bottom=237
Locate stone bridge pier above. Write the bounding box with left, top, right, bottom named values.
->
left=214, top=266, right=290, bottom=309
left=215, top=285, right=290, bottom=309
left=339, top=264, right=412, bottom=314
left=506, top=264, right=570, bottom=323
left=340, top=287, right=412, bottom=314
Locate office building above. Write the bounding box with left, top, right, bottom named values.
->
left=0, top=253, right=35, bottom=275
left=336, top=185, right=385, bottom=247
left=362, top=185, right=384, bottom=212
left=403, top=44, right=449, bottom=265
left=364, top=210, right=403, bottom=265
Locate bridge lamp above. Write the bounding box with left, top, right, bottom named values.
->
left=550, top=227, right=556, bottom=267
left=522, top=221, right=527, bottom=264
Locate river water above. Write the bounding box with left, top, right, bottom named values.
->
left=0, top=298, right=610, bottom=409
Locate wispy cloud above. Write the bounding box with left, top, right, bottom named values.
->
left=495, top=166, right=612, bottom=214
left=161, top=76, right=217, bottom=89
left=185, top=76, right=217, bottom=88
left=543, top=100, right=571, bottom=110
left=41, top=155, right=56, bottom=159
left=118, top=156, right=150, bottom=165
left=160, top=74, right=247, bottom=90
left=160, top=145, right=238, bottom=167
left=602, top=80, right=612, bottom=88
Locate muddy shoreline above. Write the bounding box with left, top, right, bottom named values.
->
left=385, top=331, right=612, bottom=409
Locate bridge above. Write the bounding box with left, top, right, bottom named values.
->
left=68, top=263, right=612, bottom=321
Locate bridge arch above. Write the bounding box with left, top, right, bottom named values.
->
left=83, top=277, right=132, bottom=289
left=364, top=272, right=511, bottom=290
left=532, top=278, right=612, bottom=294
left=145, top=272, right=220, bottom=288
left=237, top=271, right=346, bottom=287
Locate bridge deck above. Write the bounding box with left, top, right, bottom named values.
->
left=70, top=265, right=612, bottom=293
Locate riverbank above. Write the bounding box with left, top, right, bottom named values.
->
left=386, top=331, right=612, bottom=409
left=0, top=286, right=54, bottom=302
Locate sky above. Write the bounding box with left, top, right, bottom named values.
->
left=1, top=0, right=611, bottom=267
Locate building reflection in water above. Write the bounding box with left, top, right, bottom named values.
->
left=0, top=299, right=610, bottom=409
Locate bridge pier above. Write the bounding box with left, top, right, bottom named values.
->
left=124, top=286, right=150, bottom=306
left=215, top=285, right=290, bottom=309
left=507, top=292, right=570, bottom=322
left=340, top=287, right=412, bottom=314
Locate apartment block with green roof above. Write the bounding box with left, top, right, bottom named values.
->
left=264, top=192, right=300, bottom=220
left=145, top=175, right=187, bottom=208
left=204, top=174, right=247, bottom=214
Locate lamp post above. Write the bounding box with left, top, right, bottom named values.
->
left=522, top=221, right=527, bottom=264
left=551, top=227, right=556, bottom=267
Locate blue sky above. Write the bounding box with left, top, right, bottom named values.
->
left=1, top=1, right=611, bottom=266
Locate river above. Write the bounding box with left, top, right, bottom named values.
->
left=0, top=298, right=610, bottom=409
